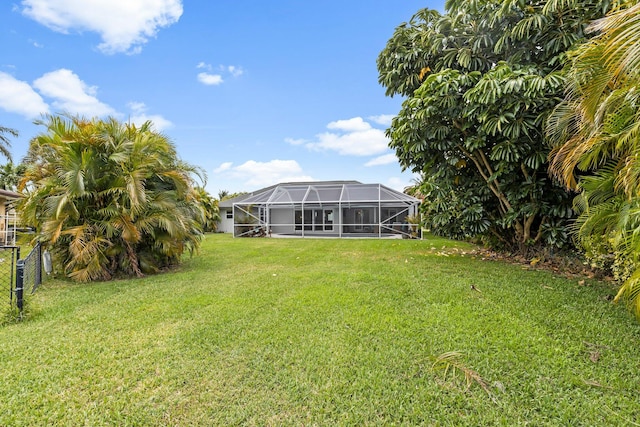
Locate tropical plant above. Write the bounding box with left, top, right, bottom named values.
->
left=193, top=186, right=220, bottom=232
left=220, top=190, right=246, bottom=201
left=18, top=114, right=204, bottom=282
left=0, top=126, right=17, bottom=162
left=0, top=162, right=25, bottom=191
left=377, top=0, right=611, bottom=252
left=547, top=1, right=640, bottom=315
left=218, top=189, right=230, bottom=200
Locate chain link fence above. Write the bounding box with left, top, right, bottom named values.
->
left=22, top=243, right=43, bottom=295
left=1, top=243, right=43, bottom=313
left=0, top=246, right=20, bottom=310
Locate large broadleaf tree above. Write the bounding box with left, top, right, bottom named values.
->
left=19, top=115, right=205, bottom=282
left=377, top=0, right=611, bottom=252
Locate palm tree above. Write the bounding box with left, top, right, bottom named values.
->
left=193, top=187, right=220, bottom=232
left=18, top=114, right=204, bottom=282
left=0, top=126, right=17, bottom=161
left=0, top=162, right=25, bottom=191
left=403, top=175, right=427, bottom=201
left=547, top=2, right=640, bottom=315
left=548, top=2, right=640, bottom=191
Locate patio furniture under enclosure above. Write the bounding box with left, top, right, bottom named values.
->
left=232, top=182, right=421, bottom=238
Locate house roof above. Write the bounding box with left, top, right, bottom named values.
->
left=219, top=181, right=359, bottom=208
left=219, top=181, right=419, bottom=207
left=0, top=189, right=22, bottom=200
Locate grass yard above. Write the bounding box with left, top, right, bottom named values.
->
left=1, top=233, right=640, bottom=425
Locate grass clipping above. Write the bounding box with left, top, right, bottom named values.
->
left=432, top=351, right=494, bottom=398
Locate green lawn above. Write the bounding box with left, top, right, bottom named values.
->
left=1, top=234, right=639, bottom=426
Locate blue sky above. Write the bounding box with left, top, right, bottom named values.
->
left=1, top=1, right=444, bottom=195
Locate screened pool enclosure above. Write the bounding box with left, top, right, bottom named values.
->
left=222, top=181, right=421, bottom=238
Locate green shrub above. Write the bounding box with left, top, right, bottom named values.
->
left=581, top=233, right=637, bottom=282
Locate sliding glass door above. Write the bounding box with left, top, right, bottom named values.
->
left=295, top=208, right=335, bottom=232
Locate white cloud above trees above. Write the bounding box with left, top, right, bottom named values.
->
left=213, top=162, right=233, bottom=173
left=33, top=69, right=115, bottom=116
left=289, top=116, right=389, bottom=156
left=368, top=114, right=394, bottom=126
left=20, top=0, right=183, bottom=54
left=0, top=69, right=115, bottom=119
left=0, top=72, right=49, bottom=118
left=214, top=159, right=314, bottom=189
left=0, top=69, right=171, bottom=131
left=365, top=153, right=398, bottom=167
left=327, top=117, right=372, bottom=133
left=127, top=101, right=172, bottom=130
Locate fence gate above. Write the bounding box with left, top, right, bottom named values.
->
left=1, top=244, right=43, bottom=312
left=0, top=246, right=20, bottom=310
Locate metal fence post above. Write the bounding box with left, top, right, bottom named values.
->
left=15, top=259, right=24, bottom=312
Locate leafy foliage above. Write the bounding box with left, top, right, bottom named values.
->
left=193, top=186, right=220, bottom=232
left=18, top=115, right=204, bottom=282
left=0, top=126, right=17, bottom=162
left=547, top=2, right=640, bottom=316
left=0, top=162, right=25, bottom=191
left=377, top=0, right=610, bottom=252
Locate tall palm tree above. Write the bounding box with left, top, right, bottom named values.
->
left=548, top=1, right=640, bottom=191
left=547, top=1, right=640, bottom=315
left=0, top=126, right=17, bottom=161
left=19, top=114, right=204, bottom=282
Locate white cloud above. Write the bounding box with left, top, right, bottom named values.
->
left=284, top=137, right=306, bottom=146
left=297, top=117, right=390, bottom=156
left=214, top=162, right=233, bottom=173
left=311, top=128, right=388, bottom=156
left=327, top=117, right=372, bottom=132
left=0, top=72, right=49, bottom=118
left=197, top=72, right=223, bottom=86
left=196, top=63, right=244, bottom=85
left=368, top=114, right=394, bottom=126
left=33, top=69, right=115, bottom=116
left=128, top=101, right=146, bottom=113
left=227, top=65, right=243, bottom=77
left=365, top=153, right=398, bottom=167
left=126, top=101, right=172, bottom=131
left=216, top=159, right=313, bottom=189
left=302, top=117, right=388, bottom=156
left=21, top=0, right=183, bottom=54
left=1, top=69, right=169, bottom=127
left=386, top=177, right=411, bottom=192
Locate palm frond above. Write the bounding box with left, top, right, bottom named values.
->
left=431, top=351, right=493, bottom=396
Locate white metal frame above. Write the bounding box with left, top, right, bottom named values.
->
left=231, top=183, right=420, bottom=238
left=0, top=211, right=18, bottom=246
